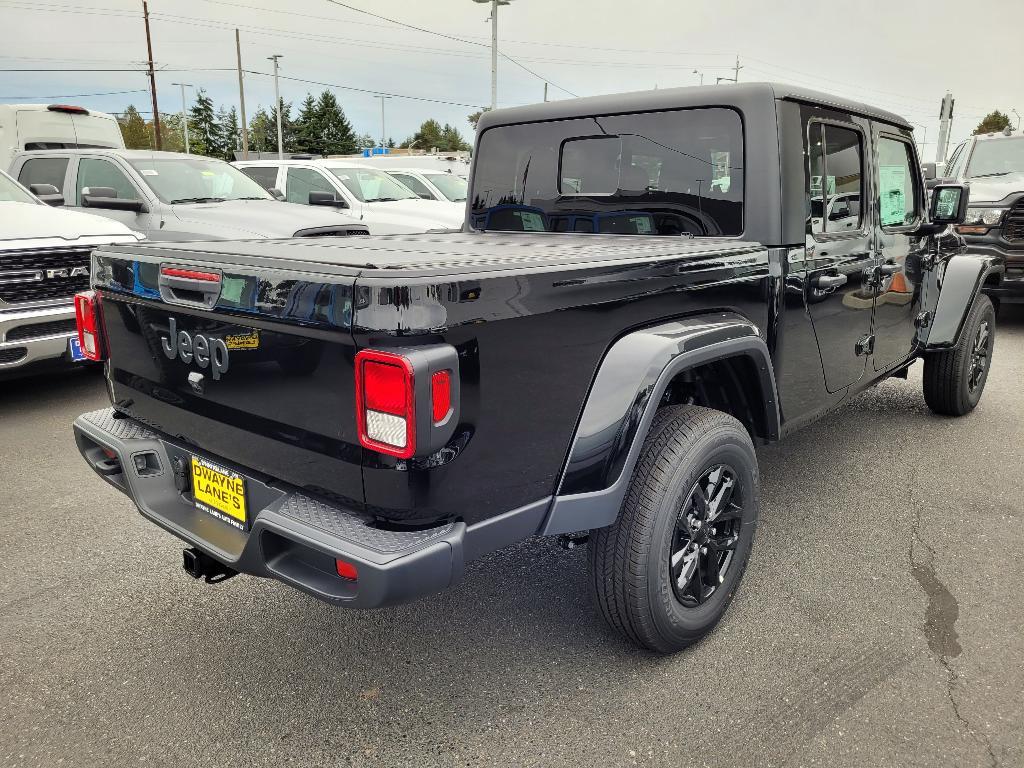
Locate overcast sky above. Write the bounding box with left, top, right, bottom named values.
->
left=3, top=0, right=1022, bottom=156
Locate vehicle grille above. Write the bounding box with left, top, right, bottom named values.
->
left=1004, top=200, right=1024, bottom=244
left=0, top=246, right=91, bottom=303
left=0, top=347, right=28, bottom=364
left=5, top=318, right=78, bottom=342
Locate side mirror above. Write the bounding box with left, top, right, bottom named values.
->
left=81, top=186, right=145, bottom=212
left=922, top=162, right=937, bottom=181
left=268, top=187, right=285, bottom=201
left=308, top=190, right=348, bottom=208
left=416, top=192, right=433, bottom=200
left=29, top=183, right=64, bottom=206
left=930, top=183, right=970, bottom=224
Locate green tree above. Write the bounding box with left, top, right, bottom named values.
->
left=157, top=112, right=184, bottom=153
left=974, top=110, right=1012, bottom=135
left=248, top=107, right=273, bottom=154
left=386, top=137, right=396, bottom=149
left=401, top=120, right=469, bottom=152
left=440, top=123, right=470, bottom=151
left=467, top=108, right=489, bottom=130
left=315, top=91, right=357, bottom=155
left=269, top=98, right=298, bottom=153
left=356, top=132, right=376, bottom=150
left=188, top=89, right=222, bottom=156
left=218, top=106, right=240, bottom=160
left=293, top=93, right=320, bottom=154
left=118, top=105, right=150, bottom=149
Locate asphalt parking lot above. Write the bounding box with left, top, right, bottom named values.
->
left=1, top=308, right=1022, bottom=768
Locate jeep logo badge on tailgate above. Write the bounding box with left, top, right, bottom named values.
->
left=161, top=317, right=230, bottom=380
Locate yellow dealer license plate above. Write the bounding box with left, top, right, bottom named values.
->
left=191, top=456, right=247, bottom=529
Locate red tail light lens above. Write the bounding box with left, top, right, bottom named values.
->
left=431, top=370, right=451, bottom=423
left=355, top=350, right=415, bottom=458
left=74, top=290, right=105, bottom=361
left=335, top=559, right=358, bottom=581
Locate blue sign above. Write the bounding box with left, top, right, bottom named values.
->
left=68, top=336, right=86, bottom=362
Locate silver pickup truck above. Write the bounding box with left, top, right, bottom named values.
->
left=0, top=169, right=141, bottom=377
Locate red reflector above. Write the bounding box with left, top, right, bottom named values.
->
left=335, top=559, right=358, bottom=581
left=160, top=266, right=220, bottom=282
left=74, top=290, right=105, bottom=361
left=431, top=370, right=451, bottom=423
left=363, top=360, right=407, bottom=415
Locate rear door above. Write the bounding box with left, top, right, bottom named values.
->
left=802, top=107, right=876, bottom=392
left=16, top=155, right=71, bottom=197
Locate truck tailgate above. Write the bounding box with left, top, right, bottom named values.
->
left=94, top=242, right=363, bottom=507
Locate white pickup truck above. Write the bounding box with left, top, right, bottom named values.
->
left=0, top=168, right=141, bottom=377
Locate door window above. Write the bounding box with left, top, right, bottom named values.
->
left=391, top=173, right=434, bottom=199
left=240, top=166, right=279, bottom=192
left=877, top=138, right=920, bottom=228
left=808, top=123, right=864, bottom=236
left=76, top=158, right=139, bottom=204
left=18, top=157, right=69, bottom=191
left=286, top=167, right=336, bottom=204
left=945, top=142, right=967, bottom=179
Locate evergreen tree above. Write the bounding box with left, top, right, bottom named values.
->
left=440, top=123, right=470, bottom=152
left=188, top=89, right=222, bottom=156
left=974, top=110, right=1012, bottom=135
left=157, top=112, right=184, bottom=153
left=218, top=106, right=240, bottom=160
left=248, top=107, right=273, bottom=154
left=467, top=108, right=489, bottom=130
left=294, top=93, right=320, bottom=155
left=386, top=137, right=396, bottom=149
left=356, top=132, right=376, bottom=150
left=118, top=105, right=150, bottom=149
left=269, top=98, right=298, bottom=153
left=315, top=91, right=357, bottom=156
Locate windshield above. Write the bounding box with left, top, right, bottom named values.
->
left=0, top=171, right=39, bottom=204
left=966, top=136, right=1024, bottom=178
left=127, top=157, right=273, bottom=203
left=424, top=173, right=468, bottom=201
left=327, top=167, right=418, bottom=203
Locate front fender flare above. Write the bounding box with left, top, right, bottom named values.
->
left=540, top=313, right=779, bottom=536
left=925, top=253, right=1002, bottom=349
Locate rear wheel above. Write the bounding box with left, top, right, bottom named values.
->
left=923, top=294, right=995, bottom=416
left=588, top=405, right=759, bottom=653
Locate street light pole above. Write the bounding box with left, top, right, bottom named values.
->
left=172, top=82, right=192, bottom=153
left=268, top=54, right=284, bottom=160
left=1014, top=109, right=1021, bottom=132
left=376, top=95, right=390, bottom=148
left=692, top=69, right=704, bottom=86
left=473, top=0, right=509, bottom=111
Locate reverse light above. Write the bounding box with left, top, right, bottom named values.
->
left=73, top=290, right=105, bottom=361
left=355, top=350, right=416, bottom=458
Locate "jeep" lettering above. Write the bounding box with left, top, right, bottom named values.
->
left=160, top=317, right=230, bottom=380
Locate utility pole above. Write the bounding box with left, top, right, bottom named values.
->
left=1013, top=109, right=1021, bottom=132
left=543, top=82, right=548, bottom=102
left=236, top=29, right=249, bottom=160
left=172, top=82, right=192, bottom=153
left=473, top=0, right=509, bottom=111
left=935, top=92, right=954, bottom=163
left=376, top=95, right=389, bottom=148
left=692, top=69, right=704, bottom=86
left=268, top=54, right=284, bottom=160
left=734, top=55, right=742, bottom=83
left=142, top=0, right=162, bottom=149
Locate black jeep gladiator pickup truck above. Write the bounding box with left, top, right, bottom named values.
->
left=73, top=84, right=997, bottom=653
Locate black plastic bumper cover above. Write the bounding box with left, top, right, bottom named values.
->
left=73, top=408, right=467, bottom=608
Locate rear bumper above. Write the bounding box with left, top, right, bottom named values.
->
left=73, top=408, right=470, bottom=608
left=0, top=303, right=80, bottom=373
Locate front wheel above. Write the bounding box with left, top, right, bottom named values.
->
left=588, top=405, right=759, bottom=653
left=923, top=294, right=996, bottom=416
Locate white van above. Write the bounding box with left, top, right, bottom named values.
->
left=0, top=104, right=125, bottom=171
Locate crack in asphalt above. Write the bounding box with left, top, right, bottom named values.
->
left=910, top=503, right=998, bottom=767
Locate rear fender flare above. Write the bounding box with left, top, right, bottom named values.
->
left=540, top=313, right=779, bottom=536
left=925, top=254, right=1002, bottom=349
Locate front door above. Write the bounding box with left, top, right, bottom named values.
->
left=871, top=132, right=929, bottom=371
left=70, top=156, right=151, bottom=233
left=803, top=111, right=876, bottom=393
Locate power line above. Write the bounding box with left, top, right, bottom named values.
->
left=0, top=88, right=149, bottom=99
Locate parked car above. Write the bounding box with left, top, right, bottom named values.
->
left=73, top=83, right=993, bottom=654
left=0, top=103, right=125, bottom=171
left=234, top=159, right=464, bottom=233
left=0, top=167, right=141, bottom=378
left=927, top=129, right=1024, bottom=305
left=9, top=150, right=368, bottom=240
left=385, top=168, right=468, bottom=203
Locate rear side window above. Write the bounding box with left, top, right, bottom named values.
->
left=76, top=158, right=138, bottom=204
left=286, top=167, right=335, bottom=204
left=240, top=166, right=279, bottom=191
left=877, top=137, right=920, bottom=228
left=807, top=123, right=864, bottom=236
left=18, top=157, right=69, bottom=191
left=391, top=173, right=434, bottom=199
left=471, top=107, right=744, bottom=236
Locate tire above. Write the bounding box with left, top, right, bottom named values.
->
left=923, top=294, right=995, bottom=416
left=588, top=405, right=759, bottom=653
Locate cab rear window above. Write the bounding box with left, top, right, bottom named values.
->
left=470, top=107, right=743, bottom=236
